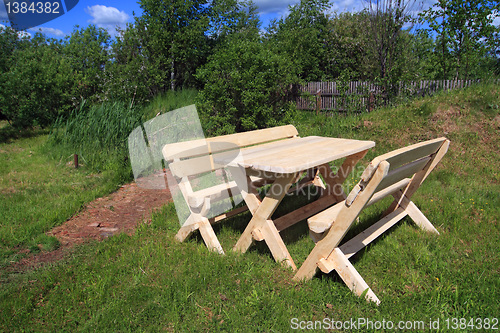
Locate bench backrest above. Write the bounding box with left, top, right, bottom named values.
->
left=346, top=137, right=450, bottom=207
left=163, top=125, right=299, bottom=178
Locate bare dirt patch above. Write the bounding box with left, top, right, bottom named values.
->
left=430, top=106, right=461, bottom=134
left=11, top=175, right=171, bottom=271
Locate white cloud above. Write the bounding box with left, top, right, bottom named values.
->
left=29, top=26, right=65, bottom=37
left=492, top=14, right=500, bottom=28
left=254, top=0, right=300, bottom=16
left=330, top=0, right=364, bottom=13
left=85, top=5, right=130, bottom=36
left=86, top=5, right=129, bottom=26
left=0, top=22, right=31, bottom=38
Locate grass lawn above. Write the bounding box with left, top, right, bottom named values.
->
left=0, top=84, right=499, bottom=331
left=0, top=124, right=127, bottom=268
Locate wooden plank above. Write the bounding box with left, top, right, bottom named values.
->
left=384, top=139, right=449, bottom=216
left=209, top=205, right=249, bottom=224
left=233, top=173, right=300, bottom=254
left=163, top=125, right=298, bottom=161
left=339, top=207, right=407, bottom=259
left=261, top=219, right=297, bottom=269
left=188, top=176, right=267, bottom=208
left=374, top=137, right=446, bottom=171
left=405, top=200, right=439, bottom=234
left=308, top=178, right=411, bottom=234
left=308, top=202, right=343, bottom=234
left=169, top=154, right=224, bottom=178
left=198, top=218, right=225, bottom=254
left=274, top=195, right=337, bottom=232
left=207, top=124, right=299, bottom=147
left=375, top=156, right=431, bottom=192
left=293, top=161, right=389, bottom=282
left=163, top=138, right=208, bottom=161
left=238, top=137, right=375, bottom=174
left=322, top=248, right=380, bottom=304
left=175, top=218, right=199, bottom=242
left=391, top=192, right=439, bottom=234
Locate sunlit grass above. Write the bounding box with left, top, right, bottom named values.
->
left=0, top=84, right=499, bottom=331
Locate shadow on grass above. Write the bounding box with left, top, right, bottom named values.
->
left=0, top=122, right=49, bottom=144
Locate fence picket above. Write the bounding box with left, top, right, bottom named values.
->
left=296, top=79, right=497, bottom=112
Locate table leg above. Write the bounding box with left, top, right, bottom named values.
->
left=319, top=150, right=369, bottom=202
left=233, top=172, right=300, bottom=268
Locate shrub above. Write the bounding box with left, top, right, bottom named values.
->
left=0, top=33, right=78, bottom=128
left=195, top=33, right=299, bottom=135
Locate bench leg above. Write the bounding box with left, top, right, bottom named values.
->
left=198, top=218, right=225, bottom=254
left=319, top=248, right=380, bottom=305
left=175, top=214, right=225, bottom=254
left=389, top=192, right=439, bottom=234
left=175, top=214, right=198, bottom=242
left=405, top=200, right=439, bottom=234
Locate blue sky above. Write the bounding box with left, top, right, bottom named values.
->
left=0, top=0, right=499, bottom=39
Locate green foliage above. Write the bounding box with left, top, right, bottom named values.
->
left=419, top=0, right=500, bottom=79
left=326, top=12, right=375, bottom=80
left=266, top=0, right=331, bottom=81
left=64, top=25, right=111, bottom=102
left=196, top=32, right=299, bottom=135
left=141, top=89, right=198, bottom=120
left=138, top=0, right=210, bottom=91
left=207, top=0, right=260, bottom=43
left=107, top=21, right=153, bottom=102
left=0, top=33, right=77, bottom=128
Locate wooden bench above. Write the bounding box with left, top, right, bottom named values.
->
left=293, top=137, right=450, bottom=304
left=162, top=125, right=324, bottom=254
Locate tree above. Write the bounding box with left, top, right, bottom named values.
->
left=0, top=26, right=30, bottom=120
left=107, top=20, right=153, bottom=102
left=326, top=11, right=376, bottom=80
left=364, top=0, right=419, bottom=95
left=1, top=33, right=78, bottom=128
left=409, top=29, right=439, bottom=79
left=138, top=0, right=210, bottom=91
left=266, top=0, right=331, bottom=81
left=207, top=0, right=260, bottom=45
left=420, top=0, right=500, bottom=79
left=64, top=25, right=111, bottom=102
left=196, top=31, right=299, bottom=135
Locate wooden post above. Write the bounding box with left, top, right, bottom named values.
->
left=316, top=89, right=322, bottom=115
left=74, top=154, right=79, bottom=169
left=368, top=92, right=375, bottom=112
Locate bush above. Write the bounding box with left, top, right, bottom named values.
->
left=0, top=34, right=78, bottom=128
left=195, top=33, right=299, bottom=135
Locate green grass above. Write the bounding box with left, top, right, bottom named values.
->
left=0, top=90, right=198, bottom=269
left=141, top=89, right=198, bottom=121
left=0, top=128, right=124, bottom=267
left=1, top=84, right=499, bottom=331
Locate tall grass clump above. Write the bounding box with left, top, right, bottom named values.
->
left=141, top=89, right=198, bottom=120
left=47, top=101, right=143, bottom=180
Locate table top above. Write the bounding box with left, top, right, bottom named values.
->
left=221, top=136, right=375, bottom=174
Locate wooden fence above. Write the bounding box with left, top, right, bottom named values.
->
left=296, top=79, right=500, bottom=112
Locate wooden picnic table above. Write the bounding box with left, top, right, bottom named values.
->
left=218, top=136, right=376, bottom=270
